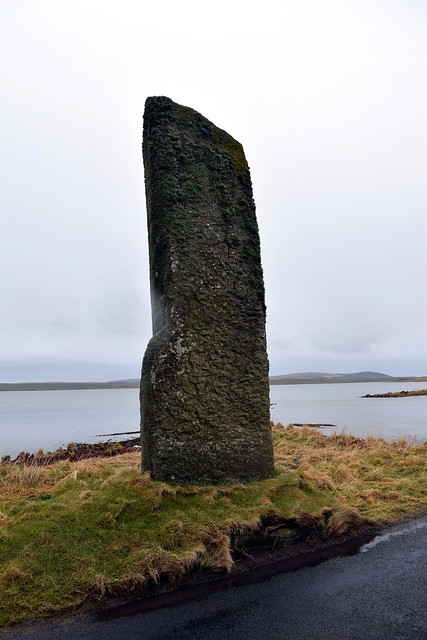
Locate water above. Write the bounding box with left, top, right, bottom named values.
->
left=270, top=381, right=427, bottom=443
left=359, top=519, right=427, bottom=553
left=0, top=382, right=426, bottom=458
left=0, top=388, right=140, bottom=459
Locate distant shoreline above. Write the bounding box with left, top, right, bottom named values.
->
left=362, top=389, right=427, bottom=398
left=1, top=373, right=426, bottom=392
left=269, top=376, right=427, bottom=386
left=0, top=381, right=141, bottom=391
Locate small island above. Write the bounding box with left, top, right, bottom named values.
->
left=362, top=389, right=427, bottom=398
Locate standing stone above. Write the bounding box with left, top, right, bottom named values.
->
left=141, top=96, right=274, bottom=483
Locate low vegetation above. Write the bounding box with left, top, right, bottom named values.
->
left=0, top=425, right=425, bottom=627
left=362, top=389, right=427, bottom=398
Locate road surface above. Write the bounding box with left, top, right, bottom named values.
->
left=2, top=516, right=426, bottom=640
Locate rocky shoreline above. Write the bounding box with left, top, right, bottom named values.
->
left=362, top=389, right=427, bottom=398
left=1, top=438, right=141, bottom=465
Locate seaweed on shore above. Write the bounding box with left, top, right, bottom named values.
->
left=1, top=438, right=141, bottom=466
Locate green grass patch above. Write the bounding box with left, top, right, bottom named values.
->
left=0, top=427, right=426, bottom=627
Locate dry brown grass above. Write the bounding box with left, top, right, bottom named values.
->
left=0, top=426, right=425, bottom=627
left=272, top=423, right=426, bottom=522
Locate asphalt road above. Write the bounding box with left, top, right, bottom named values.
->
left=2, top=517, right=426, bottom=640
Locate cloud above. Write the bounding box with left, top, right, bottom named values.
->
left=0, top=0, right=426, bottom=380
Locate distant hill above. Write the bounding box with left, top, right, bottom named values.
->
left=269, top=371, right=427, bottom=385
left=1, top=372, right=426, bottom=391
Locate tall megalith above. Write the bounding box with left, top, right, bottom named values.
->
left=141, top=96, right=274, bottom=483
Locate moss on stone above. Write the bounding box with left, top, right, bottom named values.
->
left=141, top=97, right=273, bottom=483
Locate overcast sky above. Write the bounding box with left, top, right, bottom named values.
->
left=0, top=0, right=426, bottom=382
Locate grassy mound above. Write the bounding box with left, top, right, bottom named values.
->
left=0, top=425, right=425, bottom=627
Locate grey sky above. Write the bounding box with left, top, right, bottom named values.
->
left=0, top=0, right=426, bottom=381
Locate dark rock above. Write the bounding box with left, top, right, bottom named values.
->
left=140, top=96, right=274, bottom=483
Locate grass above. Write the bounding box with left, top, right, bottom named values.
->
left=272, top=424, right=426, bottom=522
left=0, top=425, right=426, bottom=627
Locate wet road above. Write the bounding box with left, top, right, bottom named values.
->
left=3, top=517, right=426, bottom=640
